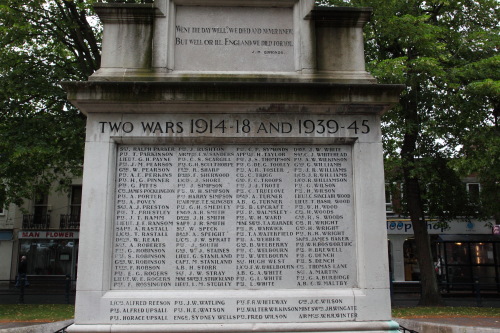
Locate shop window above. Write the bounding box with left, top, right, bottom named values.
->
left=445, top=242, right=472, bottom=289
left=403, top=236, right=441, bottom=282
left=19, top=239, right=76, bottom=276
left=473, top=266, right=497, bottom=285
left=403, top=238, right=419, bottom=281
left=471, top=243, right=497, bottom=288
left=444, top=242, right=471, bottom=287
left=472, top=243, right=494, bottom=265
left=496, top=243, right=500, bottom=268
left=402, top=238, right=500, bottom=288
left=445, top=242, right=471, bottom=265
left=446, top=265, right=472, bottom=285
left=441, top=241, right=499, bottom=290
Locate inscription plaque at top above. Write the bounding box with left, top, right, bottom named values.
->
left=174, top=7, right=295, bottom=72
left=113, top=144, right=356, bottom=291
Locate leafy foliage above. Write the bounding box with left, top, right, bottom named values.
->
left=319, top=0, right=499, bottom=305
left=321, top=0, right=500, bottom=218
left=320, top=0, right=500, bottom=213
left=0, top=0, right=101, bottom=206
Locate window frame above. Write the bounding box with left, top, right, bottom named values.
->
left=466, top=183, right=481, bottom=203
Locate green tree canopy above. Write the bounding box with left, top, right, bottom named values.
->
left=320, top=0, right=499, bottom=305
left=0, top=0, right=101, bottom=206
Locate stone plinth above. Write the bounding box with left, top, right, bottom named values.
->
left=63, top=1, right=403, bottom=332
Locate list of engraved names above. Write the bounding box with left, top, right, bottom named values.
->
left=113, top=145, right=355, bottom=290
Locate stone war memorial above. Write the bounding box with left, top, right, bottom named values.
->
left=63, top=0, right=403, bottom=332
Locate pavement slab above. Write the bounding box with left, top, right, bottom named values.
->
left=0, top=320, right=72, bottom=333
left=397, top=317, right=500, bottom=333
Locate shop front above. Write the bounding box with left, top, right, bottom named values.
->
left=387, top=219, right=500, bottom=291
left=17, top=231, right=79, bottom=279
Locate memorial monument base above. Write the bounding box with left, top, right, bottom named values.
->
left=64, top=1, right=404, bottom=333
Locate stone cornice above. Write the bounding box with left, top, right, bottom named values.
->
left=62, top=80, right=404, bottom=116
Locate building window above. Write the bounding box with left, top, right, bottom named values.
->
left=33, top=192, right=49, bottom=224
left=466, top=183, right=481, bottom=203
left=385, top=183, right=393, bottom=213
left=0, top=202, right=4, bottom=215
left=60, top=186, right=82, bottom=230
left=23, top=192, right=51, bottom=229
left=70, top=186, right=82, bottom=219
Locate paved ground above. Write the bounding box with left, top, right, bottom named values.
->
left=0, top=320, right=73, bottom=333
left=396, top=317, right=500, bottom=333
left=0, top=323, right=41, bottom=329
left=1, top=318, right=500, bottom=332
left=2, top=318, right=500, bottom=332
left=407, top=316, right=500, bottom=327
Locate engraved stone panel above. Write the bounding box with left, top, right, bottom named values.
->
left=174, top=7, right=295, bottom=72
left=105, top=294, right=358, bottom=324
left=112, top=144, right=355, bottom=292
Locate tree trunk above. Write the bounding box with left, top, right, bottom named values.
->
left=406, top=180, right=444, bottom=306
left=401, top=103, right=445, bottom=306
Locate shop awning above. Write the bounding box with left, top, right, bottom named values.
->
left=437, top=234, right=500, bottom=242
left=0, top=231, right=13, bottom=241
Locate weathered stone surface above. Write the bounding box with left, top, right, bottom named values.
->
left=65, top=1, right=403, bottom=332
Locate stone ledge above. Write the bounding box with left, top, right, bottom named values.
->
left=305, top=7, right=373, bottom=27
left=66, top=320, right=400, bottom=333
left=62, top=80, right=404, bottom=115
left=94, top=3, right=165, bottom=24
